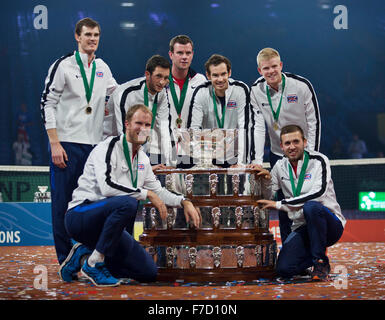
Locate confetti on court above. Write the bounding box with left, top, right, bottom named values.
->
left=0, top=243, right=384, bottom=300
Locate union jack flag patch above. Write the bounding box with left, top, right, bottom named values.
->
left=138, top=164, right=145, bottom=170
left=287, top=95, right=298, bottom=103
left=304, top=173, right=312, bottom=180
left=227, top=100, right=237, bottom=108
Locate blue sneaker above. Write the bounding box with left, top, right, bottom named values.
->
left=81, top=260, right=120, bottom=287
left=59, top=243, right=92, bottom=282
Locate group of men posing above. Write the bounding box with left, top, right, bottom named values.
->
left=40, top=18, right=346, bottom=287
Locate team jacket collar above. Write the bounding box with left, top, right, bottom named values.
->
left=75, top=50, right=96, bottom=68
left=208, top=78, right=235, bottom=99
left=119, top=134, right=144, bottom=154
left=171, top=67, right=198, bottom=82
left=140, top=79, right=157, bottom=99
left=266, top=72, right=286, bottom=95
left=283, top=150, right=309, bottom=177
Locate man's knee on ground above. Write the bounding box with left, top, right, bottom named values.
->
left=135, top=264, right=158, bottom=283
left=276, top=259, right=298, bottom=278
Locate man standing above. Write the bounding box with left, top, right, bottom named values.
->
left=60, top=105, right=201, bottom=286
left=255, top=125, right=345, bottom=280
left=250, top=48, right=321, bottom=168
left=106, top=55, right=171, bottom=166
left=40, top=18, right=117, bottom=266
left=167, top=35, right=206, bottom=167
left=188, top=54, right=250, bottom=166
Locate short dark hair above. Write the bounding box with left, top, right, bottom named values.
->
left=169, top=35, right=194, bottom=52
left=75, top=18, right=101, bottom=36
left=145, top=55, right=171, bottom=74
left=280, top=125, right=305, bottom=141
left=125, top=104, right=153, bottom=122
left=205, top=54, right=231, bottom=75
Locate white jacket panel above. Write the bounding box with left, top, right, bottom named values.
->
left=41, top=51, right=117, bottom=145
left=68, top=135, right=184, bottom=210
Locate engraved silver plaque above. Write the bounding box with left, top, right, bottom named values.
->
left=259, top=208, right=268, bottom=229
left=220, top=206, right=235, bottom=229
left=173, top=245, right=190, bottom=269
left=243, top=245, right=257, bottom=267
left=199, top=206, right=214, bottom=230
left=220, top=245, right=237, bottom=268
left=153, top=246, right=167, bottom=268
left=196, top=245, right=214, bottom=269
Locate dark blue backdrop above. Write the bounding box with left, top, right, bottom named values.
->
left=1, top=0, right=384, bottom=165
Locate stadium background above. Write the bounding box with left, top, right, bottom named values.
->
left=0, top=0, right=385, bottom=245
left=1, top=0, right=384, bottom=166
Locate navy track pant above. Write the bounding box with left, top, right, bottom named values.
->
left=65, top=195, right=157, bottom=282
left=49, top=142, right=94, bottom=264
left=276, top=201, right=344, bottom=278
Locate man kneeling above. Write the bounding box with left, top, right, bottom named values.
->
left=59, top=104, right=201, bottom=286
left=255, top=125, right=345, bottom=281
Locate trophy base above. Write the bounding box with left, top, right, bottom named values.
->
left=156, top=268, right=276, bottom=283
left=140, top=229, right=277, bottom=283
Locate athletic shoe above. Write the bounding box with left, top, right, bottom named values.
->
left=81, top=260, right=120, bottom=287
left=311, top=259, right=330, bottom=281
left=58, top=243, right=92, bottom=282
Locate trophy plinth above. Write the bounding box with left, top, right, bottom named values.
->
left=139, top=129, right=276, bottom=282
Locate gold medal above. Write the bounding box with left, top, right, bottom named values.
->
left=273, top=121, right=279, bottom=131
left=176, top=117, right=183, bottom=127
left=85, top=105, right=92, bottom=114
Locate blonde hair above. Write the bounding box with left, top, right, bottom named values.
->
left=125, top=104, right=152, bottom=122
left=256, top=48, right=280, bottom=67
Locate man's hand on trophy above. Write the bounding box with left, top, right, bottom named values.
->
left=181, top=200, right=201, bottom=228
left=151, top=164, right=167, bottom=173
left=256, top=199, right=277, bottom=210
left=147, top=190, right=168, bottom=220
left=151, top=164, right=176, bottom=173
left=247, top=164, right=271, bottom=180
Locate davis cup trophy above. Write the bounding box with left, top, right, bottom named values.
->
left=139, top=128, right=277, bottom=282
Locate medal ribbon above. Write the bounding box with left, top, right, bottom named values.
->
left=123, top=135, right=138, bottom=188
left=75, top=51, right=96, bottom=103
left=212, top=89, right=225, bottom=128
left=143, top=83, right=158, bottom=129
left=288, top=150, right=309, bottom=197
left=266, top=74, right=285, bottom=123
left=168, top=73, right=189, bottom=118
